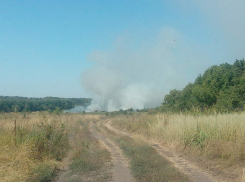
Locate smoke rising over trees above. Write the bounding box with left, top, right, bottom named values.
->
left=80, top=0, right=245, bottom=112
left=81, top=27, right=209, bottom=111
left=162, top=59, right=245, bottom=112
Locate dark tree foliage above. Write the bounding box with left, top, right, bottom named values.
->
left=162, top=59, right=245, bottom=112
left=0, top=96, right=91, bottom=112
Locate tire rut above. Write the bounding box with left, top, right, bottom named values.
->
left=105, top=120, right=227, bottom=182
left=90, top=123, right=134, bottom=182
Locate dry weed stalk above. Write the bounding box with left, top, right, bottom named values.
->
left=0, top=112, right=95, bottom=182
left=111, top=112, right=245, bottom=178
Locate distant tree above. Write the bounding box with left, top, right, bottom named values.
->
left=0, top=96, right=91, bottom=113
left=12, top=105, right=20, bottom=112
left=54, top=107, right=61, bottom=115
left=161, top=59, right=245, bottom=113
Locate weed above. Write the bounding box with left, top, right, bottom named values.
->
left=0, top=112, right=74, bottom=182
left=30, top=122, right=69, bottom=161
left=111, top=112, right=245, bottom=179
left=28, top=162, right=59, bottom=182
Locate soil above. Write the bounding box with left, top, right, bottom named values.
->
left=90, top=123, right=134, bottom=182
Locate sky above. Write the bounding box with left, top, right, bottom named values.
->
left=1, top=1, right=245, bottom=109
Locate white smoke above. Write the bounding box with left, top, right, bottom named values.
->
left=177, top=0, right=245, bottom=60
left=64, top=106, right=86, bottom=113
left=81, top=1, right=245, bottom=112
left=198, top=0, right=245, bottom=60
left=81, top=27, right=209, bottom=111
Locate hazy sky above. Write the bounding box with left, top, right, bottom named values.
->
left=1, top=0, right=244, bottom=99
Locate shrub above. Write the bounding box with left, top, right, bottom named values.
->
left=30, top=122, right=69, bottom=161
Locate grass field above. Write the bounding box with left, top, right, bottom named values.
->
left=0, top=112, right=70, bottom=181
left=3, top=111, right=245, bottom=181
left=111, top=112, right=245, bottom=180
left=0, top=112, right=111, bottom=182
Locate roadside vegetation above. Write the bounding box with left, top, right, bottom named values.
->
left=0, top=112, right=70, bottom=182
left=111, top=112, right=245, bottom=180
left=0, top=112, right=111, bottom=182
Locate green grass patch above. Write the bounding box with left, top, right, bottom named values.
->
left=115, top=136, right=191, bottom=182
left=70, top=143, right=110, bottom=173
left=28, top=162, right=58, bottom=182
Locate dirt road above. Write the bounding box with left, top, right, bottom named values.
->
left=105, top=120, right=227, bottom=182
left=56, top=118, right=230, bottom=182
left=90, top=123, right=134, bottom=182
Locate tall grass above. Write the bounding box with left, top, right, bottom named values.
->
left=0, top=112, right=75, bottom=182
left=0, top=112, right=111, bottom=182
left=111, top=112, right=245, bottom=165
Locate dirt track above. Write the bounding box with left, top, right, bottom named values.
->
left=90, top=123, right=134, bottom=182
left=105, top=120, right=228, bottom=182
left=56, top=119, right=231, bottom=182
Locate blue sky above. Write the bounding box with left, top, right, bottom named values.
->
left=1, top=0, right=244, bottom=98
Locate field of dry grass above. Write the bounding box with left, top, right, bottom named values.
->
left=111, top=112, right=245, bottom=180
left=0, top=112, right=106, bottom=182
left=3, top=111, right=245, bottom=181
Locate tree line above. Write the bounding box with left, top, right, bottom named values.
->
left=0, top=96, right=91, bottom=112
left=161, top=59, right=245, bottom=113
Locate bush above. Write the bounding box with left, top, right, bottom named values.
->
left=28, top=162, right=58, bottom=182
left=30, top=122, right=69, bottom=161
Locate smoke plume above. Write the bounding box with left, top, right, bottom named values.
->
left=81, top=1, right=245, bottom=112
left=81, top=27, right=209, bottom=111
left=184, top=0, right=245, bottom=60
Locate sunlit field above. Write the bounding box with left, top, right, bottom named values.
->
left=0, top=112, right=103, bottom=182
left=111, top=112, right=245, bottom=168
left=3, top=111, right=245, bottom=181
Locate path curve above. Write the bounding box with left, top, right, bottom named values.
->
left=90, top=122, right=134, bottom=182
left=105, top=120, right=227, bottom=182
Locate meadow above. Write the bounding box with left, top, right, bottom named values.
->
left=2, top=111, right=245, bottom=181
left=0, top=112, right=111, bottom=182
left=111, top=112, right=245, bottom=180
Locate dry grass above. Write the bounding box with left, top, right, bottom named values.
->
left=0, top=112, right=101, bottom=182
left=111, top=112, right=245, bottom=180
